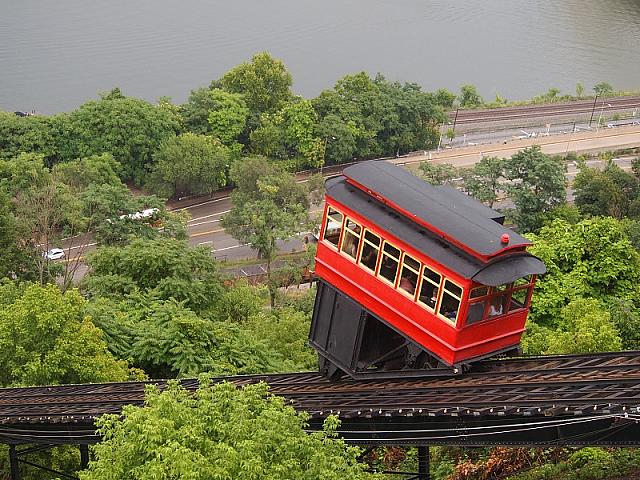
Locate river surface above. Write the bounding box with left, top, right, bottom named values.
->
left=2, top=0, right=640, bottom=114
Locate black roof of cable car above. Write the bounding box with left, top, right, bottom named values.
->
left=343, top=161, right=528, bottom=257
left=326, top=175, right=545, bottom=284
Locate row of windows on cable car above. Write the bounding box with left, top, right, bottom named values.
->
left=322, top=206, right=536, bottom=327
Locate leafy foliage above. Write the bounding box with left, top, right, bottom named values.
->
left=573, top=160, right=639, bottom=219
left=523, top=299, right=621, bottom=355
left=147, top=132, right=229, bottom=198
left=222, top=157, right=311, bottom=306
left=0, top=283, right=129, bottom=386
left=527, top=217, right=640, bottom=324
left=419, top=161, right=459, bottom=185
left=313, top=73, right=446, bottom=164
left=503, top=146, right=566, bottom=233
left=85, top=237, right=223, bottom=312
left=56, top=88, right=182, bottom=181
left=80, top=380, right=375, bottom=480
left=220, top=52, right=293, bottom=116
left=462, top=156, right=505, bottom=207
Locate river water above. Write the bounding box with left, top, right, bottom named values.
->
left=1, top=0, right=640, bottom=114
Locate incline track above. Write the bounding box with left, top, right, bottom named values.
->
left=1, top=351, right=640, bottom=425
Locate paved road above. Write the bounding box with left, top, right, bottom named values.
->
left=59, top=125, right=640, bottom=270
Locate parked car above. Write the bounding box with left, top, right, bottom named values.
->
left=44, top=248, right=65, bottom=260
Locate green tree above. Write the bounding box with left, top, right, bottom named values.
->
left=222, top=157, right=310, bottom=307
left=593, top=82, right=614, bottom=96
left=504, top=146, right=566, bottom=233
left=57, top=89, right=182, bottom=181
left=52, top=153, right=122, bottom=192
left=459, top=84, right=483, bottom=107
left=0, top=283, right=129, bottom=387
left=250, top=100, right=323, bottom=169
left=0, top=110, right=59, bottom=163
left=85, top=237, right=223, bottom=313
left=419, top=161, right=458, bottom=185
left=181, top=87, right=220, bottom=134
left=523, top=298, right=621, bottom=355
left=147, top=133, right=229, bottom=199
left=527, top=217, right=640, bottom=324
left=462, top=156, right=505, bottom=207
left=313, top=73, right=445, bottom=163
left=207, top=89, right=250, bottom=150
left=220, top=52, right=293, bottom=116
left=576, top=82, right=585, bottom=97
left=80, top=380, right=374, bottom=480
left=573, top=160, right=638, bottom=219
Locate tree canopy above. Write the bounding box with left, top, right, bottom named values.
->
left=504, top=146, right=567, bottom=233
left=0, top=283, right=129, bottom=387
left=147, top=133, right=229, bottom=199
left=80, top=380, right=375, bottom=480
left=220, top=52, right=293, bottom=116
left=56, top=89, right=182, bottom=181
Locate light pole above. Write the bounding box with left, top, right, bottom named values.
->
left=596, top=102, right=612, bottom=132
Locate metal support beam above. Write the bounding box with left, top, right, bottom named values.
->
left=417, top=446, right=429, bottom=480
left=80, top=444, right=89, bottom=469
left=9, top=445, right=20, bottom=480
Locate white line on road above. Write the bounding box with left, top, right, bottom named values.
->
left=188, top=219, right=222, bottom=228
left=174, top=197, right=230, bottom=212
left=187, top=210, right=230, bottom=223
left=212, top=243, right=250, bottom=252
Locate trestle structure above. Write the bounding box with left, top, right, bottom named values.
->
left=2, top=351, right=640, bottom=479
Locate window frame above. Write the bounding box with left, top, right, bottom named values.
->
left=358, top=228, right=382, bottom=274
left=339, top=217, right=363, bottom=262
left=322, top=205, right=345, bottom=250
left=397, top=252, right=421, bottom=299
left=437, top=278, right=464, bottom=325
left=416, top=264, right=443, bottom=314
left=376, top=239, right=402, bottom=287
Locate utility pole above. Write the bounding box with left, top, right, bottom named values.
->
left=589, top=94, right=599, bottom=127
left=451, top=108, right=459, bottom=136
left=418, top=446, right=430, bottom=479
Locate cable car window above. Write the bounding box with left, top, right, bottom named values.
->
left=509, top=284, right=533, bottom=312
left=466, top=301, right=487, bottom=324
left=488, top=293, right=507, bottom=317
left=470, top=286, right=489, bottom=299
left=323, top=207, right=343, bottom=248
left=359, top=230, right=381, bottom=272
left=379, top=242, right=400, bottom=284
left=417, top=266, right=442, bottom=311
left=514, top=275, right=533, bottom=287
left=439, top=280, right=462, bottom=323
left=340, top=218, right=362, bottom=260
left=398, top=254, right=420, bottom=296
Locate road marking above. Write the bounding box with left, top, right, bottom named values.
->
left=188, top=219, right=222, bottom=228
left=187, top=210, right=230, bottom=223
left=190, top=228, right=226, bottom=238
left=198, top=241, right=213, bottom=245
left=173, top=197, right=230, bottom=212
left=212, top=243, right=250, bottom=252
left=67, top=242, right=97, bottom=251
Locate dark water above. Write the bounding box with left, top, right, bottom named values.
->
left=2, top=0, right=640, bottom=114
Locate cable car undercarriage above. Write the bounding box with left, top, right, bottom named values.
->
left=310, top=280, right=520, bottom=381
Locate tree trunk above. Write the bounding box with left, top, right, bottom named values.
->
left=267, top=256, right=276, bottom=309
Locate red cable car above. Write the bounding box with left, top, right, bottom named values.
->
left=309, top=161, right=546, bottom=379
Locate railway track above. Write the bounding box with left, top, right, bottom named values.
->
left=449, top=96, right=640, bottom=124
left=1, top=351, right=640, bottom=425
